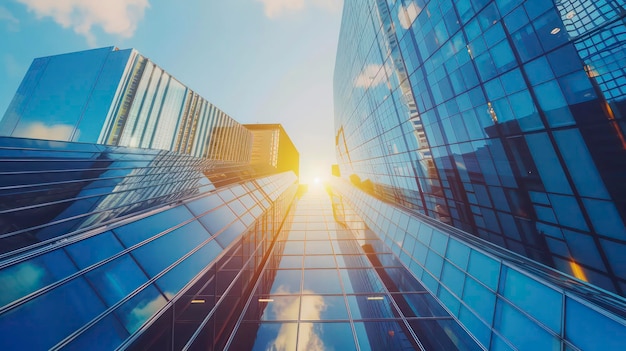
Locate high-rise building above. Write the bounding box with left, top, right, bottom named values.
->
left=0, top=47, right=251, bottom=162
left=244, top=123, right=300, bottom=178
left=2, top=0, right=626, bottom=348
left=333, top=0, right=626, bottom=349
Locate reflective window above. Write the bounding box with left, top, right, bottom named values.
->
left=114, top=206, right=194, bottom=247
left=298, top=323, right=356, bottom=351
left=131, top=220, right=210, bottom=277
left=85, top=254, right=148, bottom=306
left=65, top=231, right=124, bottom=269
left=0, top=277, right=105, bottom=350
left=114, top=284, right=167, bottom=334
left=0, top=249, right=77, bottom=306
left=301, top=295, right=349, bottom=320
left=303, top=270, right=342, bottom=294
left=409, top=319, right=482, bottom=351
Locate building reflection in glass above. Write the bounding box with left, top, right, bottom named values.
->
left=227, top=186, right=480, bottom=351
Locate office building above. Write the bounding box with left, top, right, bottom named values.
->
left=2, top=0, right=626, bottom=348
left=244, top=123, right=300, bottom=178
left=333, top=0, right=626, bottom=349
left=0, top=47, right=251, bottom=162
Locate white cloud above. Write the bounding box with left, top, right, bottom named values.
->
left=0, top=6, right=20, bottom=31
left=255, top=0, right=342, bottom=18
left=16, top=0, right=150, bottom=46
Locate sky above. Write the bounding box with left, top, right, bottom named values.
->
left=0, top=0, right=343, bottom=184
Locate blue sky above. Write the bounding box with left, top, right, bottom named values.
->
left=0, top=0, right=343, bottom=183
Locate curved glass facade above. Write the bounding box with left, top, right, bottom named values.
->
left=0, top=136, right=298, bottom=350
left=334, top=0, right=626, bottom=297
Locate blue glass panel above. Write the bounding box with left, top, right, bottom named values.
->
left=525, top=133, right=572, bottom=194
left=185, top=194, right=224, bottom=216
left=584, top=199, right=626, bottom=240
left=399, top=292, right=448, bottom=317
left=114, top=284, right=167, bottom=334
left=85, top=254, right=148, bottom=306
left=565, top=297, right=626, bottom=351
left=524, top=56, right=554, bottom=86
left=197, top=205, right=237, bottom=235
left=446, top=238, right=470, bottom=270
left=304, top=255, right=337, bottom=268
left=249, top=296, right=300, bottom=321
left=558, top=71, right=596, bottom=105
left=131, top=220, right=210, bottom=277
left=114, top=206, right=194, bottom=247
left=355, top=321, right=419, bottom=351
left=0, top=249, right=77, bottom=306
left=442, top=260, right=465, bottom=297
left=215, top=220, right=246, bottom=248
left=548, top=194, right=589, bottom=231
left=230, top=322, right=297, bottom=351
left=156, top=240, right=222, bottom=297
left=65, top=231, right=124, bottom=269
left=348, top=294, right=395, bottom=319
left=298, top=323, right=356, bottom=351
left=463, top=276, right=496, bottom=324
left=467, top=250, right=500, bottom=290
left=9, top=48, right=113, bottom=142
left=494, top=298, right=559, bottom=351
left=437, top=285, right=461, bottom=316
left=408, top=319, right=482, bottom=351
left=301, top=295, right=348, bottom=320
left=0, top=277, right=105, bottom=350
left=340, top=268, right=385, bottom=294
left=261, top=270, right=301, bottom=295
left=303, top=269, right=342, bottom=294
left=63, top=314, right=129, bottom=351
left=553, top=129, right=609, bottom=199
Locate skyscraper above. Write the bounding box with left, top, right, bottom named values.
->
left=332, top=0, right=626, bottom=349
left=245, top=123, right=300, bottom=178
left=0, top=47, right=251, bottom=162
left=1, top=0, right=626, bottom=348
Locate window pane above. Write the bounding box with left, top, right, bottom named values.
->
left=114, top=206, right=194, bottom=247
left=0, top=277, right=105, bottom=350
left=65, top=231, right=124, bottom=269
left=132, top=220, right=210, bottom=277
left=85, top=254, right=149, bottom=306
left=114, top=284, right=167, bottom=334
left=0, top=249, right=77, bottom=306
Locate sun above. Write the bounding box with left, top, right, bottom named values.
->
left=314, top=177, right=321, bottom=184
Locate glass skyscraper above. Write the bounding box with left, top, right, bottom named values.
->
left=0, top=47, right=251, bottom=162
left=1, top=0, right=626, bottom=349
left=332, top=0, right=626, bottom=349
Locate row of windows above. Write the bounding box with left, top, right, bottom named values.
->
left=334, top=0, right=626, bottom=297
left=0, top=172, right=298, bottom=350
left=333, top=178, right=626, bottom=350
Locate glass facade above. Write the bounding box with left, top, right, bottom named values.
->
left=0, top=47, right=251, bottom=162
left=334, top=0, right=626, bottom=298
left=0, top=136, right=298, bottom=350
left=331, top=177, right=626, bottom=350
left=228, top=187, right=480, bottom=351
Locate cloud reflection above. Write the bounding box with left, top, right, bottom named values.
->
left=14, top=122, right=76, bottom=141
left=266, top=287, right=328, bottom=351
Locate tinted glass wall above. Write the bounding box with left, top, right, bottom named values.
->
left=334, top=0, right=626, bottom=296
left=0, top=136, right=298, bottom=351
